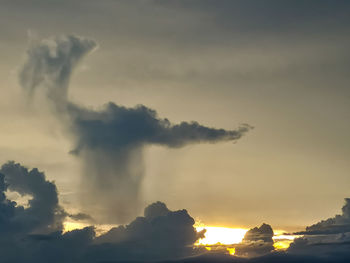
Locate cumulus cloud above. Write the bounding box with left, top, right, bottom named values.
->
left=2, top=161, right=350, bottom=263
left=295, top=198, right=350, bottom=235
left=0, top=161, right=86, bottom=263
left=0, top=165, right=205, bottom=262
left=0, top=161, right=65, bottom=235
left=92, top=201, right=206, bottom=261
left=284, top=198, right=350, bottom=261
left=235, top=223, right=275, bottom=257
left=19, top=35, right=252, bottom=222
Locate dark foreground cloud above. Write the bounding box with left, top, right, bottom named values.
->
left=1, top=161, right=350, bottom=262
left=91, top=201, right=206, bottom=262
left=19, top=35, right=252, bottom=222
left=294, top=198, right=350, bottom=235
left=160, top=251, right=349, bottom=263
left=235, top=223, right=274, bottom=257
left=283, top=198, right=350, bottom=261
left=0, top=161, right=65, bottom=235
left=0, top=164, right=205, bottom=262
left=188, top=200, right=350, bottom=262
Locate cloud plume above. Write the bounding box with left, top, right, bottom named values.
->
left=20, top=35, right=97, bottom=108
left=19, top=35, right=252, bottom=222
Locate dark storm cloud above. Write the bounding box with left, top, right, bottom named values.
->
left=69, top=103, right=251, bottom=152
left=235, top=223, right=274, bottom=257
left=0, top=167, right=205, bottom=263
left=20, top=35, right=252, bottom=222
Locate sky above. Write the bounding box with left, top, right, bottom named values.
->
left=1, top=1, right=350, bottom=262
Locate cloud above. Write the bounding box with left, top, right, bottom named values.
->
left=68, top=212, right=94, bottom=222
left=0, top=165, right=205, bottom=262
left=144, top=200, right=170, bottom=220
left=20, top=35, right=252, bottom=223
left=159, top=251, right=343, bottom=263
left=2, top=161, right=350, bottom=263
left=92, top=201, right=206, bottom=261
left=0, top=161, right=65, bottom=235
left=235, top=223, right=275, bottom=257
left=287, top=237, right=350, bottom=262
left=19, top=35, right=97, bottom=108
left=294, top=198, right=350, bottom=235
left=283, top=198, right=350, bottom=261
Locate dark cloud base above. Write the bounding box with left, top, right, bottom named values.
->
left=160, top=252, right=350, bottom=263
left=0, top=162, right=205, bottom=262
left=1, top=161, right=350, bottom=262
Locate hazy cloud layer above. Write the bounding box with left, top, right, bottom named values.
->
left=20, top=35, right=97, bottom=109
left=20, top=35, right=252, bottom=222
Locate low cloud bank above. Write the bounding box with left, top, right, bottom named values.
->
left=1, top=161, right=350, bottom=262
left=285, top=198, right=350, bottom=261
left=294, top=198, right=350, bottom=235
left=0, top=162, right=205, bottom=262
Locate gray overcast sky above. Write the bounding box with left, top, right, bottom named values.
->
left=1, top=0, right=350, bottom=231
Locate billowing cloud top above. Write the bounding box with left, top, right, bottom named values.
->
left=0, top=162, right=205, bottom=262
left=235, top=223, right=274, bottom=257
left=0, top=161, right=64, bottom=235
left=295, top=198, right=350, bottom=235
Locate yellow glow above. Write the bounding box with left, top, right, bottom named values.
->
left=196, top=226, right=299, bottom=252
left=196, top=226, right=248, bottom=245
left=63, top=221, right=117, bottom=236
left=63, top=221, right=89, bottom=232
left=64, top=221, right=298, bottom=252
left=273, top=230, right=300, bottom=250
left=227, top=247, right=235, bottom=255
left=274, top=240, right=293, bottom=250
